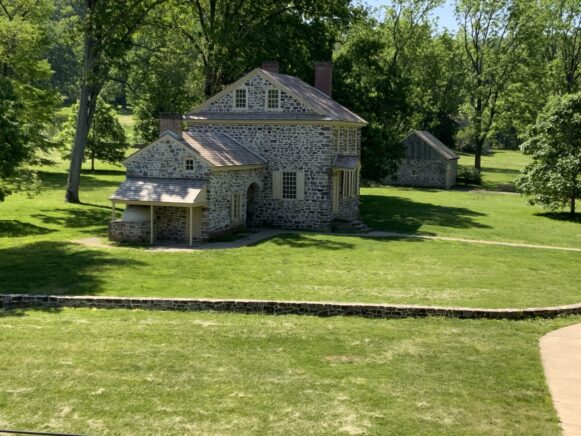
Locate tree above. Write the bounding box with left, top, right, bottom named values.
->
left=0, top=0, right=60, bottom=201
left=516, top=93, right=581, bottom=215
left=456, top=0, right=535, bottom=170
left=65, top=0, right=165, bottom=203
left=60, top=98, right=128, bottom=171
left=173, top=0, right=351, bottom=98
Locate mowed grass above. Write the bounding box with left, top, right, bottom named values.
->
left=0, top=152, right=579, bottom=308
left=0, top=308, right=576, bottom=435
left=458, top=149, right=531, bottom=190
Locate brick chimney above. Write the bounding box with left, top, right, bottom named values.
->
left=314, top=62, right=333, bottom=97
left=261, top=61, right=279, bottom=74
left=159, top=113, right=183, bottom=136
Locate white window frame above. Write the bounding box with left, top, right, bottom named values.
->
left=184, top=158, right=195, bottom=171
left=265, top=87, right=281, bottom=110
left=233, top=87, right=248, bottom=110
left=273, top=170, right=304, bottom=200
left=231, top=192, right=242, bottom=220
left=282, top=171, right=298, bottom=199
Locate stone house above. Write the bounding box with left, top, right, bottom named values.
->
left=109, top=62, right=367, bottom=245
left=389, top=130, right=459, bottom=189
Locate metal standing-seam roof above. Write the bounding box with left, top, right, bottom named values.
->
left=178, top=132, right=266, bottom=167
left=109, top=178, right=207, bottom=205
left=410, top=130, right=459, bottom=161
left=332, top=155, right=359, bottom=169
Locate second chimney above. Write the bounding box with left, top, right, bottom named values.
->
left=159, top=112, right=183, bottom=136
left=261, top=61, right=279, bottom=74
left=314, top=62, right=333, bottom=97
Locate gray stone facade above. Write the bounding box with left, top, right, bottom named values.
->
left=109, top=221, right=150, bottom=244
left=392, top=159, right=457, bottom=189
left=125, top=137, right=210, bottom=179
left=204, top=75, right=316, bottom=114
left=109, top=69, right=366, bottom=244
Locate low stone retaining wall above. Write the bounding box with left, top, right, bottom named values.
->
left=2, top=295, right=581, bottom=320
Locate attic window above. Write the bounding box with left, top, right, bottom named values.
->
left=234, top=88, right=247, bottom=109
left=266, top=88, right=280, bottom=109
left=185, top=159, right=195, bottom=171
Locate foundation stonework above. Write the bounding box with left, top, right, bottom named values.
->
left=109, top=221, right=150, bottom=243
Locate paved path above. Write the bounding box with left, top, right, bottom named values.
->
left=540, top=323, right=581, bottom=435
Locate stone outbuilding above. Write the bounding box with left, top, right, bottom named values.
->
left=108, top=61, right=367, bottom=245
left=390, top=130, right=459, bottom=189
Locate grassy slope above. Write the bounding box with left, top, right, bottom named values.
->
left=0, top=154, right=579, bottom=308
left=0, top=308, right=576, bottom=435
left=458, top=149, right=531, bottom=190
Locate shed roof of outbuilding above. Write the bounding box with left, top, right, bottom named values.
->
left=405, top=130, right=459, bottom=160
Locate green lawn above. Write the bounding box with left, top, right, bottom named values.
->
left=458, top=149, right=531, bottom=190
left=0, top=308, right=576, bottom=435
left=0, top=155, right=579, bottom=308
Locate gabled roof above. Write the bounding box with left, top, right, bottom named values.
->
left=187, top=68, right=366, bottom=125
left=406, top=130, right=459, bottom=161
left=110, top=178, right=207, bottom=205
left=179, top=132, right=266, bottom=167
left=124, top=131, right=265, bottom=169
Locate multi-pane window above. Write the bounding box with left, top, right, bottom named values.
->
left=282, top=171, right=297, bottom=199
left=267, top=89, right=280, bottom=109
left=335, top=128, right=358, bottom=154
left=234, top=88, right=247, bottom=108
left=340, top=169, right=359, bottom=199
left=185, top=159, right=195, bottom=171
left=231, top=193, right=241, bottom=220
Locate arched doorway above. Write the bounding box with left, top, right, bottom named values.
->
left=246, top=183, right=260, bottom=227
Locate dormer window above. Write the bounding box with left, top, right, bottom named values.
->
left=266, top=88, right=280, bottom=110
left=234, top=88, right=247, bottom=109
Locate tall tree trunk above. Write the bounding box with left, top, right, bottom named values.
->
left=65, top=84, right=99, bottom=202
left=91, top=149, right=95, bottom=172
left=571, top=196, right=576, bottom=215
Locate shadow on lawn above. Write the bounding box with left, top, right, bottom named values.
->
left=536, top=212, right=581, bottom=224
left=268, top=233, right=357, bottom=250
left=32, top=206, right=111, bottom=232
left=361, top=195, right=489, bottom=233
left=0, top=220, right=55, bottom=237
left=0, top=241, right=144, bottom=295
left=38, top=169, right=123, bottom=191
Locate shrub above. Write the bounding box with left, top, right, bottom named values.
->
left=457, top=166, right=482, bottom=185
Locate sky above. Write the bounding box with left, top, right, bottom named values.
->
left=361, top=0, right=459, bottom=32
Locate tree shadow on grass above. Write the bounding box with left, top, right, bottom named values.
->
left=38, top=169, right=123, bottom=191
left=0, top=241, right=144, bottom=295
left=361, top=195, right=490, bottom=234
left=0, top=220, right=55, bottom=237
left=535, top=212, right=580, bottom=224
left=266, top=233, right=357, bottom=250
left=32, top=206, right=111, bottom=233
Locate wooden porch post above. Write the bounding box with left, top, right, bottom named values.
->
left=189, top=206, right=193, bottom=246
left=150, top=205, right=154, bottom=245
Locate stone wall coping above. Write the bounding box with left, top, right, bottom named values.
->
left=2, top=294, right=581, bottom=320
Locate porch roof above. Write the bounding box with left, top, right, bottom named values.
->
left=332, top=155, right=359, bottom=170
left=109, top=178, right=207, bottom=205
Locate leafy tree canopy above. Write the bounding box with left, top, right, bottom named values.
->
left=516, top=92, right=581, bottom=215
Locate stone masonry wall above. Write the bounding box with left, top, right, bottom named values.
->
left=390, top=160, right=451, bottom=189
left=155, top=206, right=187, bottom=242
left=338, top=197, right=359, bottom=221
left=204, top=75, right=316, bottom=114
left=4, top=295, right=581, bottom=320
left=109, top=220, right=150, bottom=243
left=207, top=169, right=264, bottom=234
left=125, top=136, right=210, bottom=179
left=191, top=124, right=349, bottom=231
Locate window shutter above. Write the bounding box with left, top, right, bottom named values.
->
left=272, top=171, right=283, bottom=200
left=296, top=171, right=305, bottom=200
